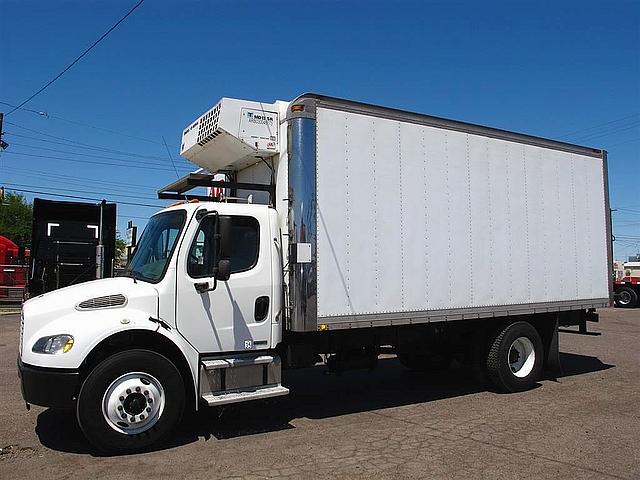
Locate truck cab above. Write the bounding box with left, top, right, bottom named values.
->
left=19, top=201, right=287, bottom=452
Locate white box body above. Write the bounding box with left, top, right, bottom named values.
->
left=313, top=106, right=610, bottom=321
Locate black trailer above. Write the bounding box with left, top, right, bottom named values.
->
left=27, top=198, right=116, bottom=297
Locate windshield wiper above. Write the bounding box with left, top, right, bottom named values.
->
left=122, top=269, right=143, bottom=283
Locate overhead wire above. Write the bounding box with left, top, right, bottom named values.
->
left=6, top=0, right=146, bottom=115
left=7, top=141, right=192, bottom=169
left=2, top=182, right=160, bottom=202
left=6, top=187, right=164, bottom=208
left=0, top=100, right=179, bottom=148
left=557, top=113, right=639, bottom=140
left=569, top=120, right=640, bottom=143
left=2, top=151, right=191, bottom=172
left=4, top=131, right=182, bottom=162
left=4, top=122, right=189, bottom=163
left=1, top=165, right=158, bottom=190
left=1, top=170, right=158, bottom=197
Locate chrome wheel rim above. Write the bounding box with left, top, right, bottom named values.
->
left=508, top=337, right=535, bottom=378
left=102, top=372, right=165, bottom=435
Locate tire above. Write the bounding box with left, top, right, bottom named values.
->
left=76, top=349, right=185, bottom=454
left=486, top=321, right=543, bottom=393
left=615, top=286, right=638, bottom=308
left=397, top=351, right=452, bottom=373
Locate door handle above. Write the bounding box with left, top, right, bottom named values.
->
left=254, top=296, right=269, bottom=322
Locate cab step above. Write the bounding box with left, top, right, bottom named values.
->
left=202, top=354, right=275, bottom=370
left=202, top=385, right=289, bottom=406
left=199, top=352, right=288, bottom=407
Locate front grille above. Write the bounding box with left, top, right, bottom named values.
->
left=76, top=294, right=127, bottom=310
left=19, top=310, right=24, bottom=355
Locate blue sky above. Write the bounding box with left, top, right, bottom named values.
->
left=1, top=0, right=638, bottom=258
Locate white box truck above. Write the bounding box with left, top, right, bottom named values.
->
left=18, top=94, right=613, bottom=453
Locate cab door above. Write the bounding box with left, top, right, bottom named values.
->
left=175, top=208, right=272, bottom=354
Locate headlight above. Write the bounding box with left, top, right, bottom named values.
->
left=32, top=335, right=74, bottom=354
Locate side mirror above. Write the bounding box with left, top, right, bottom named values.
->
left=216, top=259, right=231, bottom=281
left=217, top=215, right=232, bottom=259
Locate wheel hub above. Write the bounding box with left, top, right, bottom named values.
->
left=619, top=291, right=631, bottom=305
left=102, top=372, right=165, bottom=435
left=123, top=392, right=147, bottom=415
left=508, top=336, right=536, bottom=378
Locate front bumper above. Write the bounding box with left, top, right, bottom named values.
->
left=17, top=357, right=80, bottom=409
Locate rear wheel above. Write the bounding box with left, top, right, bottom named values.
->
left=486, top=321, right=543, bottom=392
left=76, top=349, right=185, bottom=454
left=615, top=286, right=638, bottom=308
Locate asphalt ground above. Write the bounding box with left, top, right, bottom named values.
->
left=0, top=308, right=638, bottom=479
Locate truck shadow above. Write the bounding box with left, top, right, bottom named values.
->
left=34, top=352, right=613, bottom=456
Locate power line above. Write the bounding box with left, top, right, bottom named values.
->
left=2, top=151, right=191, bottom=172
left=5, top=131, right=174, bottom=162
left=0, top=101, right=47, bottom=116
left=8, top=141, right=191, bottom=169
left=557, top=113, right=640, bottom=139
left=4, top=123, right=187, bottom=162
left=5, top=187, right=164, bottom=208
left=6, top=0, right=146, bottom=115
left=570, top=120, right=640, bottom=143
left=0, top=100, right=180, bottom=148
left=163, top=135, right=182, bottom=178
left=117, top=214, right=150, bottom=220
left=607, top=137, right=640, bottom=148
left=2, top=170, right=156, bottom=195
left=1, top=165, right=158, bottom=190
left=1, top=166, right=159, bottom=192
left=2, top=182, right=160, bottom=202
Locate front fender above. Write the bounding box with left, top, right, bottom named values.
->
left=20, top=309, right=201, bottom=410
left=21, top=307, right=160, bottom=369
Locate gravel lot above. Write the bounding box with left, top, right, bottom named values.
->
left=1, top=308, right=638, bottom=479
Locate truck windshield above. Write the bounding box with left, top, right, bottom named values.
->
left=124, top=210, right=187, bottom=283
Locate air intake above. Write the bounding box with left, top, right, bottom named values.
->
left=77, top=294, right=127, bottom=310
left=196, top=103, right=222, bottom=146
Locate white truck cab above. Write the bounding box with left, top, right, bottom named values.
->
left=18, top=94, right=610, bottom=453
left=19, top=201, right=287, bottom=452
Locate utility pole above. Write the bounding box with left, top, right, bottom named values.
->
left=0, top=112, right=8, bottom=150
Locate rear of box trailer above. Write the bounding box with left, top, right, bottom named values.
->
left=286, top=95, right=612, bottom=331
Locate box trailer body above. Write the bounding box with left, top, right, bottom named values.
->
left=18, top=94, right=612, bottom=453
left=286, top=97, right=611, bottom=330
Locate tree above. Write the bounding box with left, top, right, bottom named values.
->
left=115, top=234, right=128, bottom=268
left=0, top=192, right=33, bottom=247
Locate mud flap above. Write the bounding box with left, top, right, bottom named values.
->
left=543, top=317, right=562, bottom=378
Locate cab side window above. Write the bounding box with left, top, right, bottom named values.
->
left=187, top=215, right=259, bottom=278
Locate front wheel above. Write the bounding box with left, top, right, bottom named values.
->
left=486, top=321, right=543, bottom=393
left=76, top=349, right=185, bottom=454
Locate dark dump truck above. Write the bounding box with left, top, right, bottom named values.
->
left=27, top=198, right=116, bottom=297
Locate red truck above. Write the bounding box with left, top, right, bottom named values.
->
left=614, top=262, right=640, bottom=308
left=0, top=235, right=29, bottom=302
